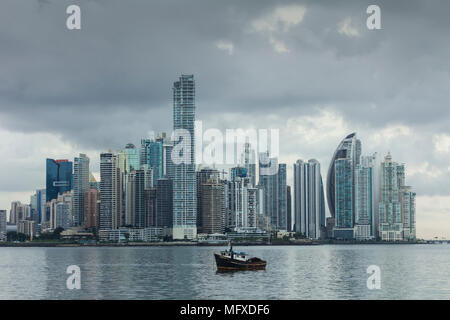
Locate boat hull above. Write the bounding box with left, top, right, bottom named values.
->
left=214, top=253, right=266, bottom=271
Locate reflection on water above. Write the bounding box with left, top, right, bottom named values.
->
left=0, top=245, right=449, bottom=299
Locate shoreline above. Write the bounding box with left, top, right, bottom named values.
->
left=0, top=240, right=430, bottom=248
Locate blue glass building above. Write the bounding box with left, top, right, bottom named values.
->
left=149, top=140, right=163, bottom=185
left=140, top=139, right=163, bottom=186
left=46, top=159, right=73, bottom=202
left=36, top=189, right=45, bottom=224
left=326, top=133, right=361, bottom=218
left=334, top=158, right=354, bottom=239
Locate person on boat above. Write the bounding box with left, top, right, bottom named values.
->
left=229, top=241, right=234, bottom=260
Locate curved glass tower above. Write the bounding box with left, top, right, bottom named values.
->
left=326, top=133, right=361, bottom=218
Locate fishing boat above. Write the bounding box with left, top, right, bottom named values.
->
left=214, top=242, right=266, bottom=271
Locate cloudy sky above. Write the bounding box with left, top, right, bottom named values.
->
left=0, top=0, right=449, bottom=239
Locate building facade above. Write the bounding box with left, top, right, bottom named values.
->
left=400, top=186, right=416, bottom=240
left=354, top=154, right=380, bottom=240
left=201, top=180, right=225, bottom=234
left=99, top=152, right=122, bottom=230
left=73, top=154, right=90, bottom=226
left=277, top=163, right=287, bottom=230
left=379, top=153, right=410, bottom=241
left=172, top=75, right=197, bottom=239
left=0, top=210, right=6, bottom=241
left=327, top=133, right=361, bottom=239
left=259, top=152, right=279, bottom=231
left=84, top=188, right=99, bottom=229
left=46, top=159, right=73, bottom=202
left=286, top=185, right=292, bottom=232
left=197, top=168, right=220, bottom=233
left=326, top=133, right=361, bottom=219
left=293, top=159, right=326, bottom=239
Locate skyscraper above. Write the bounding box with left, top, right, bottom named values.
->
left=55, top=201, right=72, bottom=229
left=197, top=168, right=220, bottom=233
left=134, top=169, right=146, bottom=228
left=49, top=191, right=73, bottom=230
left=124, top=171, right=136, bottom=226
left=334, top=158, right=354, bottom=239
left=242, top=142, right=256, bottom=187
left=30, top=193, right=37, bottom=223
left=46, top=159, right=73, bottom=202
left=0, top=210, right=6, bottom=242
left=84, top=188, right=99, bottom=229
left=9, top=201, right=31, bottom=225
left=172, top=74, right=197, bottom=240
left=34, top=189, right=46, bottom=224
left=400, top=186, right=416, bottom=240
left=259, top=152, right=278, bottom=230
left=201, top=179, right=225, bottom=234
left=163, top=143, right=175, bottom=179
left=73, top=154, right=90, bottom=226
left=145, top=188, right=157, bottom=227
left=293, top=159, right=326, bottom=239
left=247, top=187, right=258, bottom=228
left=378, top=153, right=413, bottom=241
left=140, top=138, right=151, bottom=168
left=99, top=152, right=122, bottom=230
left=227, top=173, right=257, bottom=230
left=286, top=185, right=292, bottom=232
left=258, top=152, right=287, bottom=231
left=140, top=138, right=164, bottom=185
left=327, top=133, right=361, bottom=239
left=255, top=184, right=267, bottom=231
left=278, top=163, right=287, bottom=231
left=149, top=139, right=163, bottom=185
left=125, top=143, right=140, bottom=171
left=326, top=133, right=361, bottom=219
left=354, top=154, right=379, bottom=240
left=156, top=177, right=173, bottom=229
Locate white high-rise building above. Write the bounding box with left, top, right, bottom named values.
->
left=49, top=191, right=73, bottom=230
left=379, top=153, right=405, bottom=241
left=227, top=178, right=257, bottom=230
left=400, top=186, right=416, bottom=240
left=293, top=159, right=326, bottom=239
left=172, top=75, right=197, bottom=240
left=9, top=201, right=31, bottom=225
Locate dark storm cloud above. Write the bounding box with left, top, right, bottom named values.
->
left=1, top=0, right=450, bottom=148
left=0, top=0, right=450, bottom=156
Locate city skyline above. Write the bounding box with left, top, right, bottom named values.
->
left=0, top=1, right=449, bottom=239
left=0, top=85, right=434, bottom=239
left=1, top=83, right=418, bottom=242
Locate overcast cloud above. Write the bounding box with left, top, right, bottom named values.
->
left=0, top=0, right=449, bottom=238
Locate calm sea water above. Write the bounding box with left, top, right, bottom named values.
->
left=0, top=244, right=449, bottom=300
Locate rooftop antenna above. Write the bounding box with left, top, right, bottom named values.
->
left=220, top=169, right=228, bottom=180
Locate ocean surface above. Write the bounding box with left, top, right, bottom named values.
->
left=0, top=244, right=449, bottom=300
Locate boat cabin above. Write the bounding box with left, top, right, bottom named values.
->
left=220, top=249, right=248, bottom=261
